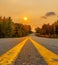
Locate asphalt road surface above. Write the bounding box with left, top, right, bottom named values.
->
left=0, top=37, right=25, bottom=55
left=15, top=40, right=47, bottom=65
left=31, top=36, right=58, bottom=54
left=0, top=35, right=58, bottom=65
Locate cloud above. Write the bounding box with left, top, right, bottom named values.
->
left=41, top=16, right=47, bottom=19
left=45, top=12, right=56, bottom=16
left=41, top=12, right=56, bottom=19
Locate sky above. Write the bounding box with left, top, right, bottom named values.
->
left=0, top=0, right=58, bottom=31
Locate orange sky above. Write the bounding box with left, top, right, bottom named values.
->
left=0, top=0, right=58, bottom=31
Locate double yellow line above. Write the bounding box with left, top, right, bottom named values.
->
left=0, top=38, right=28, bottom=65
left=0, top=37, right=58, bottom=65
left=30, top=37, right=58, bottom=65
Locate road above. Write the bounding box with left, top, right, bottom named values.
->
left=0, top=35, right=58, bottom=65
left=0, top=37, right=25, bottom=55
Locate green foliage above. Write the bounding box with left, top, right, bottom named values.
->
left=35, top=20, right=58, bottom=38
left=35, top=27, right=41, bottom=33
left=0, top=16, right=32, bottom=38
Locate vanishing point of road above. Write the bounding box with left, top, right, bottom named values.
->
left=0, top=35, right=58, bottom=65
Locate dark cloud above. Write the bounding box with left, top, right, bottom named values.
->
left=45, top=12, right=56, bottom=16
left=41, top=12, right=56, bottom=19
left=41, top=16, right=47, bottom=19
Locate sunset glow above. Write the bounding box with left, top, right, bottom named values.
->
left=24, top=17, right=28, bottom=21
left=0, top=1, right=58, bottom=64
left=0, top=0, right=58, bottom=31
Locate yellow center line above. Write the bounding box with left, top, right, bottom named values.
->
left=29, top=37, right=58, bottom=65
left=0, top=38, right=28, bottom=65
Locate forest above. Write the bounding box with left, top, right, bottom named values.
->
left=0, top=16, right=32, bottom=38
left=0, top=16, right=58, bottom=38
left=35, top=20, right=58, bottom=38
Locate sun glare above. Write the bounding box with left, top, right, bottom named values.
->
left=24, top=17, right=28, bottom=21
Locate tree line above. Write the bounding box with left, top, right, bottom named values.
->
left=35, top=20, right=58, bottom=38
left=0, top=16, right=32, bottom=38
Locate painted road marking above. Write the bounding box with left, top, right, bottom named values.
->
left=30, top=37, right=58, bottom=65
left=0, top=38, right=28, bottom=65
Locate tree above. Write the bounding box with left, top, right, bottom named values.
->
left=35, top=27, right=41, bottom=33
left=0, top=16, right=32, bottom=38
